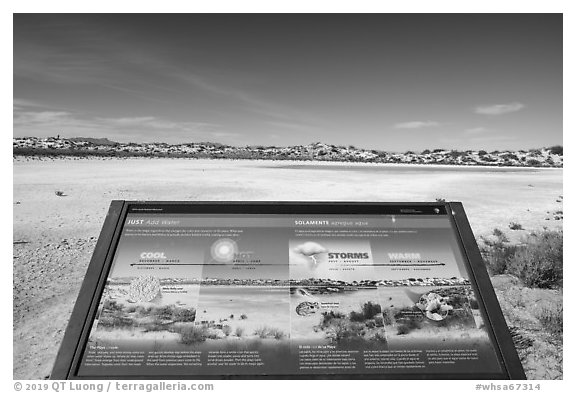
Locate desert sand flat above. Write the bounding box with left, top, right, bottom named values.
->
left=13, top=157, right=563, bottom=239
left=12, top=157, right=563, bottom=379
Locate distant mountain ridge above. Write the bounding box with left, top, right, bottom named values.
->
left=13, top=137, right=563, bottom=168
left=68, top=137, right=118, bottom=146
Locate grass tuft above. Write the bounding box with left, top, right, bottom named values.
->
left=536, top=304, right=563, bottom=336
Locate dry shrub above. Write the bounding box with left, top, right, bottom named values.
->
left=480, top=231, right=518, bottom=275
left=321, top=310, right=345, bottom=326
left=349, top=311, right=365, bottom=322
left=361, top=301, right=382, bottom=320
left=481, top=229, right=563, bottom=289
left=178, top=325, right=207, bottom=344
left=254, top=326, right=270, bottom=338
left=509, top=222, right=524, bottom=230
left=507, top=230, right=563, bottom=289
left=271, top=328, right=285, bottom=340
left=253, top=326, right=286, bottom=339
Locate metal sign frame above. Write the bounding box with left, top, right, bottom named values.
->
left=50, top=201, right=525, bottom=380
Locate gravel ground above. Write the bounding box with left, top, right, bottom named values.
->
left=13, top=238, right=97, bottom=379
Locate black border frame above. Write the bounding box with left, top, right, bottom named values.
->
left=50, top=201, right=525, bottom=380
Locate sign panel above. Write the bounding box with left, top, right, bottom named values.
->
left=51, top=202, right=525, bottom=379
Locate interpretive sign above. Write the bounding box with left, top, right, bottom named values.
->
left=51, top=201, right=525, bottom=379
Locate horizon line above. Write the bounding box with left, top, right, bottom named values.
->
left=12, top=135, right=563, bottom=153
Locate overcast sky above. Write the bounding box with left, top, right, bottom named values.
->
left=13, top=14, right=562, bottom=151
